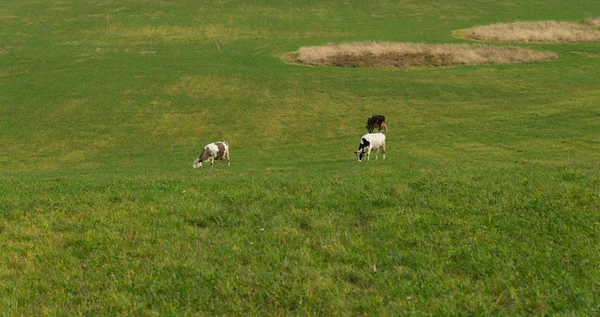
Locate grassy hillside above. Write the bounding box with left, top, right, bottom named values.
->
left=1, top=0, right=599, bottom=315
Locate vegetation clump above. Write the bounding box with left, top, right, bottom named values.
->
left=294, top=42, right=557, bottom=68
left=458, top=20, right=600, bottom=43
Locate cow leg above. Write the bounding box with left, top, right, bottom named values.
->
left=382, top=141, right=386, bottom=159
left=375, top=147, right=379, bottom=160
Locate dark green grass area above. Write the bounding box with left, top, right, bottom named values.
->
left=1, top=0, right=600, bottom=315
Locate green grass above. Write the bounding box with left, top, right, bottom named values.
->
left=2, top=0, right=600, bottom=315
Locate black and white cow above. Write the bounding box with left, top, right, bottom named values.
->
left=193, top=141, right=231, bottom=168
left=366, top=115, right=387, bottom=133
left=355, top=133, right=386, bottom=162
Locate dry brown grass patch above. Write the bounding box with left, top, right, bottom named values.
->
left=293, top=42, right=557, bottom=68
left=583, top=17, right=600, bottom=27
left=458, top=20, right=600, bottom=43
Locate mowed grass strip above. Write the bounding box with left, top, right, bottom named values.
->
left=457, top=20, right=600, bottom=43
left=292, top=42, right=557, bottom=68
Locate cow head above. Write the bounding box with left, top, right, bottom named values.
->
left=355, top=138, right=370, bottom=162
left=355, top=149, right=366, bottom=161
left=193, top=158, right=203, bottom=168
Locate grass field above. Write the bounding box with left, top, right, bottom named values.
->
left=2, top=0, right=600, bottom=315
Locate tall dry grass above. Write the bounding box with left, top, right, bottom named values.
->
left=583, top=17, right=600, bottom=27
left=459, top=21, right=600, bottom=43
left=294, top=42, right=557, bottom=68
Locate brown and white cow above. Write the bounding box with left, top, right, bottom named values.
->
left=193, top=141, right=230, bottom=168
left=366, top=115, right=387, bottom=133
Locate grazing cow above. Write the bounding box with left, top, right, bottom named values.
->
left=193, top=141, right=231, bottom=168
left=355, top=133, right=386, bottom=162
left=366, top=115, right=387, bottom=133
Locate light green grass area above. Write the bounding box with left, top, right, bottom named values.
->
left=1, top=0, right=600, bottom=315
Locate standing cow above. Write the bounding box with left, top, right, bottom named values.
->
left=366, top=115, right=387, bottom=133
left=193, top=141, right=231, bottom=168
left=355, top=133, right=386, bottom=162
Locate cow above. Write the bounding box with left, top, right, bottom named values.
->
left=355, top=133, right=386, bottom=162
left=366, top=115, right=387, bottom=133
left=193, top=141, right=231, bottom=168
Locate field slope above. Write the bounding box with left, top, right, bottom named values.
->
left=1, top=0, right=600, bottom=315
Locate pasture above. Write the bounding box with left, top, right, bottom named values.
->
left=1, top=0, right=599, bottom=315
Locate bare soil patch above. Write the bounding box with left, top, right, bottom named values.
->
left=292, top=42, right=557, bottom=69
left=457, top=20, right=600, bottom=43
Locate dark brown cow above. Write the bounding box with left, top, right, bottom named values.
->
left=366, top=115, right=387, bottom=133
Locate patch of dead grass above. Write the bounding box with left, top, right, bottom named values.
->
left=292, top=42, right=557, bottom=68
left=458, top=20, right=600, bottom=43
left=583, top=17, right=600, bottom=27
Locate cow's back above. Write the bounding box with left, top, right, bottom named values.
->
left=365, top=133, right=385, bottom=148
left=214, top=142, right=229, bottom=159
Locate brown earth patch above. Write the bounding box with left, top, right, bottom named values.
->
left=291, top=42, right=557, bottom=69
left=319, top=52, right=455, bottom=68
